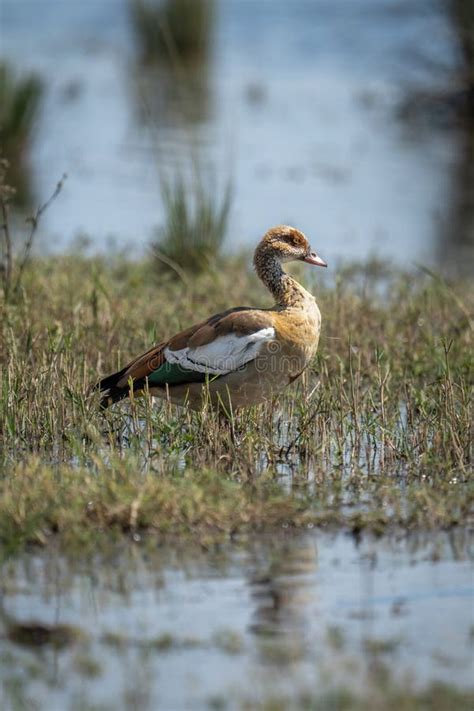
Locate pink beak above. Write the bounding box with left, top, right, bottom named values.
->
left=303, top=251, right=327, bottom=268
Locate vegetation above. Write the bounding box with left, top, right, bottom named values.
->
left=0, top=161, right=65, bottom=301
left=0, top=254, right=472, bottom=553
left=448, top=0, right=474, bottom=118
left=0, top=62, right=42, bottom=207
left=249, top=682, right=474, bottom=711
left=152, top=172, right=232, bottom=273
left=129, top=0, right=215, bottom=65
left=398, top=0, right=474, bottom=126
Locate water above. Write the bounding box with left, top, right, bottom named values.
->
left=1, top=530, right=473, bottom=709
left=2, top=0, right=471, bottom=271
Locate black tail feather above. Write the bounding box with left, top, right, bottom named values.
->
left=93, top=366, right=134, bottom=409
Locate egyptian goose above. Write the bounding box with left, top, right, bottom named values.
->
left=96, top=225, right=327, bottom=410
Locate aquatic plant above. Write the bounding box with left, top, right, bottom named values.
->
left=152, top=171, right=232, bottom=273
left=0, top=62, right=42, bottom=206
left=129, top=0, right=215, bottom=65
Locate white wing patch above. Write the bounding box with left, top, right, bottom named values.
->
left=164, top=327, right=275, bottom=375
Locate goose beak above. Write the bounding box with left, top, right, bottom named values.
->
left=303, top=251, right=327, bottom=267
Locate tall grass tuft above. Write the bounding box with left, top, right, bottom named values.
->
left=0, top=63, right=42, bottom=207
left=152, top=172, right=232, bottom=273
left=129, top=0, right=215, bottom=65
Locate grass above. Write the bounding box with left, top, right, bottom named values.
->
left=248, top=682, right=474, bottom=711
left=0, top=62, right=42, bottom=207
left=3, top=456, right=470, bottom=554
left=152, top=171, right=232, bottom=273
left=0, top=254, right=472, bottom=552
left=129, top=0, right=215, bottom=65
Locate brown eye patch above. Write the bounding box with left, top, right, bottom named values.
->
left=268, top=226, right=308, bottom=251
left=287, top=232, right=305, bottom=247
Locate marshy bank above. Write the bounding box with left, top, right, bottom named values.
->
left=0, top=254, right=472, bottom=548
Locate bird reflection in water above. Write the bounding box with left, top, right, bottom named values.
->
left=247, top=535, right=317, bottom=664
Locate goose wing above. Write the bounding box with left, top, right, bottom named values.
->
left=97, top=308, right=275, bottom=403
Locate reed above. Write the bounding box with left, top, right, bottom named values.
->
left=152, top=172, right=232, bottom=273
left=129, top=0, right=215, bottom=65
left=0, top=62, right=42, bottom=206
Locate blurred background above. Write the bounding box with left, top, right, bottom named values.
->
left=1, top=0, right=473, bottom=273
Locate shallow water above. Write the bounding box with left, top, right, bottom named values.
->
left=1, top=530, right=473, bottom=709
left=3, top=0, right=471, bottom=271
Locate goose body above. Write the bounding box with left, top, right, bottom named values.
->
left=96, top=225, right=326, bottom=410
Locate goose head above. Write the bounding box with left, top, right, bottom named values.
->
left=256, top=225, right=327, bottom=268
